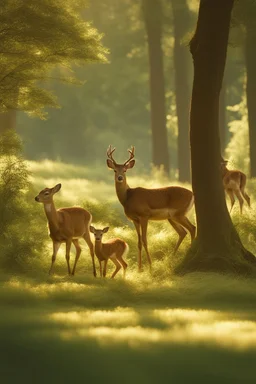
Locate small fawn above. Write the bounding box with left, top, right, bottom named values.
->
left=35, top=183, right=96, bottom=276
left=90, top=226, right=128, bottom=278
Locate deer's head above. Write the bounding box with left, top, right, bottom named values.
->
left=106, top=145, right=135, bottom=183
left=90, top=226, right=109, bottom=241
left=221, top=157, right=228, bottom=169
left=35, top=183, right=61, bottom=203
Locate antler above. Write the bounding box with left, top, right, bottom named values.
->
left=124, top=146, right=135, bottom=166
left=107, top=145, right=117, bottom=165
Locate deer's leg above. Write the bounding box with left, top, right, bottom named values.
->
left=65, top=238, right=72, bottom=275
left=99, top=260, right=103, bottom=277
left=241, top=188, right=250, bottom=208
left=173, top=216, right=196, bottom=244
left=110, top=258, right=121, bottom=279
left=234, top=189, right=244, bottom=214
left=132, top=220, right=143, bottom=272
left=117, top=255, right=128, bottom=278
left=226, top=189, right=235, bottom=212
left=140, top=218, right=152, bottom=272
left=49, top=241, right=61, bottom=275
left=83, top=231, right=96, bottom=277
left=71, top=239, right=82, bottom=276
left=103, top=259, right=108, bottom=278
left=168, top=218, right=187, bottom=254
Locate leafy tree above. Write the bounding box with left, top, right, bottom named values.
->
left=176, top=0, right=256, bottom=275
left=0, top=0, right=107, bottom=130
left=142, top=0, right=170, bottom=174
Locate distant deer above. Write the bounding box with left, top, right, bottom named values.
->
left=35, top=183, right=96, bottom=276
left=89, top=226, right=128, bottom=278
left=221, top=158, right=250, bottom=214
left=106, top=145, right=196, bottom=272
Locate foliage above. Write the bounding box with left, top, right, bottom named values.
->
left=0, top=131, right=47, bottom=271
left=17, top=0, right=177, bottom=168
left=0, top=0, right=107, bottom=117
left=225, top=96, right=249, bottom=173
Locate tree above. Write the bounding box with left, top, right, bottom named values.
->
left=171, top=0, right=191, bottom=182
left=219, top=78, right=227, bottom=152
left=176, top=0, right=256, bottom=275
left=243, top=2, right=256, bottom=177
left=0, top=0, right=107, bottom=131
left=142, top=0, right=170, bottom=174
left=232, top=0, right=256, bottom=177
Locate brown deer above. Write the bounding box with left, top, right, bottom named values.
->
left=106, top=145, right=196, bottom=272
left=90, top=226, right=128, bottom=278
left=221, top=159, right=250, bottom=214
left=35, top=183, right=96, bottom=276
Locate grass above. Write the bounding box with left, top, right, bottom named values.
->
left=1, top=159, right=256, bottom=384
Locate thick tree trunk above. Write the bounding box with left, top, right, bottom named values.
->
left=176, top=0, right=255, bottom=275
left=142, top=0, right=170, bottom=175
left=245, top=27, right=256, bottom=178
left=171, top=0, right=191, bottom=182
left=219, top=78, right=227, bottom=153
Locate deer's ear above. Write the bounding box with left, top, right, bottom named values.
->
left=106, top=159, right=115, bottom=169
left=89, top=226, right=95, bottom=234
left=53, top=183, right=61, bottom=193
left=125, top=159, right=135, bottom=170
left=103, top=227, right=109, bottom=233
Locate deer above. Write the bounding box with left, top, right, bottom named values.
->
left=35, top=183, right=96, bottom=276
left=221, top=158, right=250, bottom=214
left=89, top=226, right=128, bottom=278
left=106, top=145, right=196, bottom=272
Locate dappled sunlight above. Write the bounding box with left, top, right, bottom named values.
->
left=5, top=278, right=93, bottom=297
left=48, top=307, right=256, bottom=351
left=50, top=308, right=139, bottom=327
left=30, top=176, right=115, bottom=204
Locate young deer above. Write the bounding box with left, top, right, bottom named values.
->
left=89, top=226, right=128, bottom=278
left=221, top=159, right=250, bottom=214
left=106, top=145, right=196, bottom=272
left=35, top=183, right=96, bottom=276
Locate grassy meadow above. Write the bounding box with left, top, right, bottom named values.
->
left=1, top=159, right=256, bottom=383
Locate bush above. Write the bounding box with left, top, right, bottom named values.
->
left=0, top=131, right=47, bottom=272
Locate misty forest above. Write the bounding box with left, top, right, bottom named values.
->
left=1, top=0, right=256, bottom=383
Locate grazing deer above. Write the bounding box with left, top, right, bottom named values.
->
left=35, top=183, right=96, bottom=276
left=221, top=159, right=250, bottom=214
left=106, top=145, right=196, bottom=272
left=89, top=226, right=128, bottom=278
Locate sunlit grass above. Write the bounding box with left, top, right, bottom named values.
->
left=2, top=159, right=256, bottom=383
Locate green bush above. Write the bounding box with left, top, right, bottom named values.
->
left=0, top=131, right=47, bottom=272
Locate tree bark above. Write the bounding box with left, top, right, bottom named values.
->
left=175, top=0, right=255, bottom=275
left=245, top=27, right=256, bottom=178
left=219, top=78, right=227, bottom=153
left=142, top=0, right=170, bottom=175
left=171, top=0, right=191, bottom=182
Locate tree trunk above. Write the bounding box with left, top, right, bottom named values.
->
left=245, top=27, right=256, bottom=178
left=175, top=0, right=255, bottom=275
left=0, top=110, right=16, bottom=134
left=219, top=78, right=227, bottom=153
left=171, top=0, right=191, bottom=182
left=142, top=0, right=170, bottom=175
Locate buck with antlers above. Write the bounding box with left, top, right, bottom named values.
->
left=221, top=159, right=250, bottom=214
left=90, top=226, right=128, bottom=278
left=35, top=184, right=96, bottom=276
left=106, top=145, right=196, bottom=272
